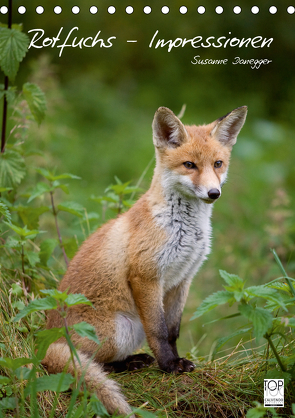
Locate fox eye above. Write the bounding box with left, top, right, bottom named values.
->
left=214, top=160, right=223, bottom=168
left=183, top=161, right=196, bottom=169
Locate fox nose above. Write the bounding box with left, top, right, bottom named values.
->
left=208, top=188, right=220, bottom=200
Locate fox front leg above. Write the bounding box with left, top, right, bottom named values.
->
left=163, top=279, right=195, bottom=372
left=131, top=277, right=194, bottom=373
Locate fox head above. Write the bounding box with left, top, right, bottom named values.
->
left=152, top=106, right=247, bottom=203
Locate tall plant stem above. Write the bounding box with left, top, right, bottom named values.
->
left=265, top=333, right=286, bottom=372
left=265, top=333, right=295, bottom=401
left=62, top=316, right=78, bottom=384
left=50, top=191, right=69, bottom=267
left=21, top=244, right=25, bottom=276
left=1, top=76, right=9, bottom=153
left=272, top=249, right=295, bottom=298
left=1, top=0, right=12, bottom=153
left=21, top=243, right=29, bottom=294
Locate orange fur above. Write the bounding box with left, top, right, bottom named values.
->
left=42, top=105, right=247, bottom=415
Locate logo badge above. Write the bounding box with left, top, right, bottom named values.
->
left=264, top=379, right=284, bottom=407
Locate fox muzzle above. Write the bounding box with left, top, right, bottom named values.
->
left=207, top=188, right=221, bottom=200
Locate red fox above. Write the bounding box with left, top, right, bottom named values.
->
left=42, top=105, right=247, bottom=416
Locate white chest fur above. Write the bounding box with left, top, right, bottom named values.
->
left=153, top=193, right=212, bottom=292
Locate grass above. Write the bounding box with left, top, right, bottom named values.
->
left=1, top=271, right=294, bottom=418
left=114, top=338, right=294, bottom=417
left=118, top=361, right=257, bottom=417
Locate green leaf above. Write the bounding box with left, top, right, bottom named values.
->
left=0, top=85, right=17, bottom=103
left=0, top=187, right=13, bottom=193
left=246, top=286, right=287, bottom=311
left=40, top=288, right=69, bottom=302
left=0, top=397, right=17, bottom=410
left=35, top=168, right=54, bottom=180
left=13, top=297, right=57, bottom=322
left=65, top=294, right=92, bottom=308
left=220, top=270, right=244, bottom=288
left=106, top=182, right=129, bottom=195
left=0, top=385, right=13, bottom=397
left=15, top=366, right=33, bottom=380
left=35, top=327, right=66, bottom=360
left=14, top=205, right=50, bottom=229
left=105, top=178, right=142, bottom=197
left=27, top=182, right=52, bottom=203
left=15, top=325, right=29, bottom=333
left=238, top=304, right=255, bottom=318
left=39, top=238, right=58, bottom=266
left=91, top=194, right=118, bottom=204
left=12, top=301, right=25, bottom=311
left=3, top=221, right=27, bottom=237
left=0, top=84, right=17, bottom=103
left=6, top=86, right=16, bottom=103
left=265, top=296, right=293, bottom=313
left=3, top=222, right=41, bottom=240
left=0, top=28, right=29, bottom=80
left=246, top=407, right=267, bottom=418
left=0, top=150, right=26, bottom=188
left=90, top=194, right=107, bottom=204
left=63, top=237, right=79, bottom=260
left=36, top=168, right=81, bottom=182
left=0, top=376, right=10, bottom=385
left=285, top=317, right=295, bottom=328
left=114, top=176, right=122, bottom=185
left=54, top=183, right=69, bottom=194
left=0, top=201, right=11, bottom=223
left=219, top=270, right=246, bottom=302
left=264, top=369, right=292, bottom=385
left=89, top=394, right=110, bottom=417
left=25, top=373, right=75, bottom=395
left=238, top=304, right=273, bottom=339
left=22, top=82, right=46, bottom=124
left=11, top=283, right=23, bottom=297
left=73, top=322, right=99, bottom=345
left=70, top=402, right=87, bottom=418
left=246, top=402, right=280, bottom=418
left=203, top=312, right=241, bottom=326
left=57, top=201, right=85, bottom=218
left=0, top=23, right=24, bottom=31
left=213, top=327, right=252, bottom=358
left=272, top=249, right=295, bottom=298
left=122, top=199, right=135, bottom=208
left=268, top=281, right=291, bottom=293
left=52, top=173, right=81, bottom=181
left=0, top=357, right=33, bottom=371
left=191, top=290, right=234, bottom=320
left=132, top=408, right=158, bottom=418
left=26, top=251, right=40, bottom=267
left=3, top=236, right=21, bottom=250
left=77, top=211, right=100, bottom=224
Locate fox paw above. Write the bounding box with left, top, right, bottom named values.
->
left=126, top=353, right=155, bottom=371
left=104, top=353, right=155, bottom=373
left=163, top=357, right=195, bottom=374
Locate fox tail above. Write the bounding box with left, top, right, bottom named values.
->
left=42, top=342, right=134, bottom=417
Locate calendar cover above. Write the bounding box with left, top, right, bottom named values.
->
left=0, top=1, right=294, bottom=417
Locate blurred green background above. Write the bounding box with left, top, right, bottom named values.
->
left=4, top=0, right=295, bottom=355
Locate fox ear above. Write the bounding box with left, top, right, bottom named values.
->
left=152, top=107, right=188, bottom=149
left=211, top=106, right=247, bottom=147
